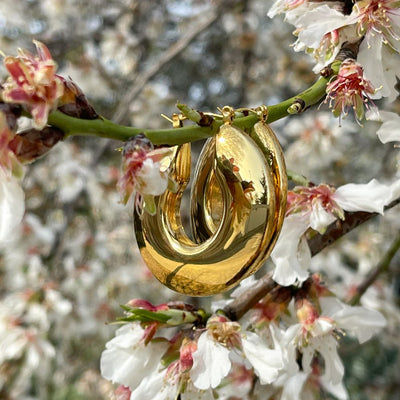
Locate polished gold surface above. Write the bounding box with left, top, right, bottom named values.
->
left=134, top=110, right=287, bottom=296
left=248, top=119, right=287, bottom=265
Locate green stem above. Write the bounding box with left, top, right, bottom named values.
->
left=287, top=170, right=310, bottom=186
left=47, top=73, right=334, bottom=146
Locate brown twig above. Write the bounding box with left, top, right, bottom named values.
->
left=223, top=272, right=276, bottom=321
left=223, top=197, right=400, bottom=320
left=348, top=233, right=400, bottom=305
left=112, top=11, right=220, bottom=124
left=308, top=197, right=400, bottom=256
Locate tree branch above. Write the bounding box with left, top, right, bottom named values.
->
left=308, top=197, right=400, bottom=256
left=112, top=11, right=221, bottom=125
left=223, top=272, right=276, bottom=321
left=223, top=197, right=400, bottom=321
left=46, top=72, right=334, bottom=145
left=348, top=232, right=400, bottom=305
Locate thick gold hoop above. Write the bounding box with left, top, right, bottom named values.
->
left=191, top=106, right=287, bottom=272
left=134, top=107, right=287, bottom=296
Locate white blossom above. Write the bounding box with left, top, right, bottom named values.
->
left=279, top=372, right=309, bottom=400
left=293, top=5, right=350, bottom=50
left=190, top=331, right=231, bottom=390
left=272, top=179, right=394, bottom=286
left=284, top=295, right=386, bottom=390
left=241, top=331, right=282, bottom=385
left=272, top=214, right=310, bottom=286
left=352, top=1, right=400, bottom=101
left=319, top=296, right=386, bottom=344
left=190, top=316, right=283, bottom=391
left=100, top=323, right=169, bottom=389
left=128, top=369, right=165, bottom=400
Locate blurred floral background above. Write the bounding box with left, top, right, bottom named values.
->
left=0, top=0, right=399, bottom=399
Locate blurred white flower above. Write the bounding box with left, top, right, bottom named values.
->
left=0, top=298, right=55, bottom=396
left=0, top=169, right=24, bottom=245
left=284, top=112, right=354, bottom=178
left=0, top=111, right=24, bottom=245
left=100, top=14, right=139, bottom=76
left=53, top=159, right=91, bottom=202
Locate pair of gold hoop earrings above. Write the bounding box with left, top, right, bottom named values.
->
left=134, top=106, right=287, bottom=296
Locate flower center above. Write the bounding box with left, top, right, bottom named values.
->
left=356, top=0, right=400, bottom=50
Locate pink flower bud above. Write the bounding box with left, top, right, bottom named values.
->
left=8, top=127, right=64, bottom=164
left=114, top=385, right=131, bottom=400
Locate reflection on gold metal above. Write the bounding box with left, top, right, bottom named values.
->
left=134, top=107, right=287, bottom=296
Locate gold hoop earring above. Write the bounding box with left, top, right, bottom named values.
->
left=250, top=106, right=287, bottom=263
left=191, top=106, right=287, bottom=269
left=134, top=107, right=287, bottom=296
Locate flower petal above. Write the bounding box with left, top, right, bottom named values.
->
left=320, top=378, right=349, bottom=400
left=320, top=297, right=386, bottom=344
left=280, top=372, right=309, bottom=400
left=272, top=214, right=310, bottom=286
left=100, top=324, right=168, bottom=388
left=304, top=335, right=344, bottom=385
left=241, top=331, right=283, bottom=385
left=295, top=5, right=349, bottom=47
left=137, top=158, right=168, bottom=196
left=333, top=179, right=391, bottom=214
left=309, top=201, right=337, bottom=233
left=129, top=370, right=165, bottom=400
left=190, top=332, right=231, bottom=390
left=374, top=111, right=400, bottom=144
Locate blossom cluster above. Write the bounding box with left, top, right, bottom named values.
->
left=269, top=0, right=400, bottom=100
left=100, top=275, right=386, bottom=400
left=0, top=41, right=99, bottom=247
left=269, top=0, right=400, bottom=124
left=0, top=134, right=161, bottom=399
left=271, top=179, right=395, bottom=286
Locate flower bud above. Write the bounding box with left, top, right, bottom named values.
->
left=57, top=77, right=98, bottom=119
left=8, top=127, right=64, bottom=164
